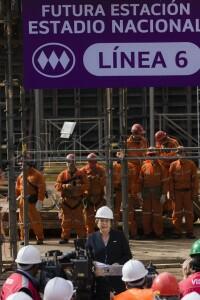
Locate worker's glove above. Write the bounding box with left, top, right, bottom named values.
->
left=137, top=192, right=143, bottom=205
left=160, top=194, right=166, bottom=205
left=62, top=183, right=73, bottom=190
left=137, top=192, right=142, bottom=199
left=169, top=192, right=175, bottom=201
left=193, top=195, right=198, bottom=201
left=16, top=195, right=21, bottom=202
left=35, top=200, right=43, bottom=211
left=110, top=292, right=115, bottom=299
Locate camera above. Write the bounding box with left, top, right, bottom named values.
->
left=145, top=262, right=158, bottom=288
left=39, top=239, right=94, bottom=300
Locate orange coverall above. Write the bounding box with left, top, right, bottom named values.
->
left=113, top=161, right=138, bottom=238
left=169, top=159, right=198, bottom=235
left=138, top=160, right=168, bottom=237
left=55, top=168, right=88, bottom=239
left=156, top=136, right=180, bottom=170
left=80, top=163, right=106, bottom=234
left=127, top=135, right=148, bottom=172
left=156, top=136, right=180, bottom=212
left=15, top=167, right=45, bottom=241
left=114, top=288, right=155, bottom=300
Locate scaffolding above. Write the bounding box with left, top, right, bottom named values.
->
left=1, top=0, right=200, bottom=265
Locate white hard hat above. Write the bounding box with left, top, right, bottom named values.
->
left=95, top=206, right=114, bottom=220
left=122, top=259, right=148, bottom=282
left=15, top=245, right=41, bottom=264
left=7, top=292, right=32, bottom=300
left=66, top=153, right=75, bottom=161
left=44, top=277, right=74, bottom=300
left=182, top=292, right=200, bottom=300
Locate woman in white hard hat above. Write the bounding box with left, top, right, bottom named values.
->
left=0, top=245, right=42, bottom=300
left=86, top=205, right=132, bottom=300
left=43, top=277, right=74, bottom=300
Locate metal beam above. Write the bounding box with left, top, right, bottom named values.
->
left=5, top=0, right=18, bottom=259
left=105, top=88, right=113, bottom=209
left=149, top=87, right=155, bottom=146
left=119, top=88, right=129, bottom=239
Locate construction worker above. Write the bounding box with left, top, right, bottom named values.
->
left=113, top=151, right=138, bottom=238
left=0, top=245, right=42, bottom=300
left=15, top=160, right=46, bottom=245
left=152, top=272, right=180, bottom=300
left=138, top=147, right=168, bottom=239
left=80, top=153, right=106, bottom=234
left=43, top=277, right=74, bottom=300
left=7, top=292, right=33, bottom=300
left=179, top=239, right=200, bottom=297
left=55, top=153, right=88, bottom=244
left=86, top=206, right=132, bottom=300
left=169, top=146, right=198, bottom=239
left=155, top=130, right=180, bottom=214
left=127, top=123, right=148, bottom=171
left=155, top=130, right=180, bottom=169
left=114, top=259, right=155, bottom=300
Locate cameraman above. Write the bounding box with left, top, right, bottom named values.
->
left=114, top=259, right=154, bottom=300
left=86, top=206, right=132, bottom=300
left=0, top=245, right=42, bottom=300
left=44, top=277, right=74, bottom=300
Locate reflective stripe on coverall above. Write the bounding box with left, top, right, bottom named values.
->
left=156, top=136, right=180, bottom=212
left=169, top=159, right=198, bottom=235
left=15, top=167, right=45, bottom=241
left=55, top=168, right=88, bottom=239
left=114, top=288, right=155, bottom=300
left=138, top=160, right=168, bottom=237
left=113, top=161, right=138, bottom=237
left=81, top=163, right=106, bottom=234
left=126, top=135, right=148, bottom=168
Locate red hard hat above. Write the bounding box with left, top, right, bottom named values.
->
left=152, top=272, right=180, bottom=296
left=87, top=153, right=97, bottom=160
left=131, top=123, right=145, bottom=135
left=146, top=147, right=157, bottom=156
left=66, top=153, right=75, bottom=161
left=155, top=131, right=167, bottom=143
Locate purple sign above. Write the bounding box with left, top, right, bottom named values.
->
left=22, top=0, right=200, bottom=89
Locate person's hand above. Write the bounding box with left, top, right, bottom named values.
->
left=16, top=195, right=21, bottom=202
left=168, top=192, right=175, bottom=201
left=94, top=267, right=105, bottom=277
left=160, top=194, right=166, bottom=205
left=137, top=192, right=143, bottom=205
left=35, top=200, right=43, bottom=211
left=110, top=292, right=115, bottom=299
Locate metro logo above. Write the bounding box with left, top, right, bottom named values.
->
left=32, top=43, right=75, bottom=78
